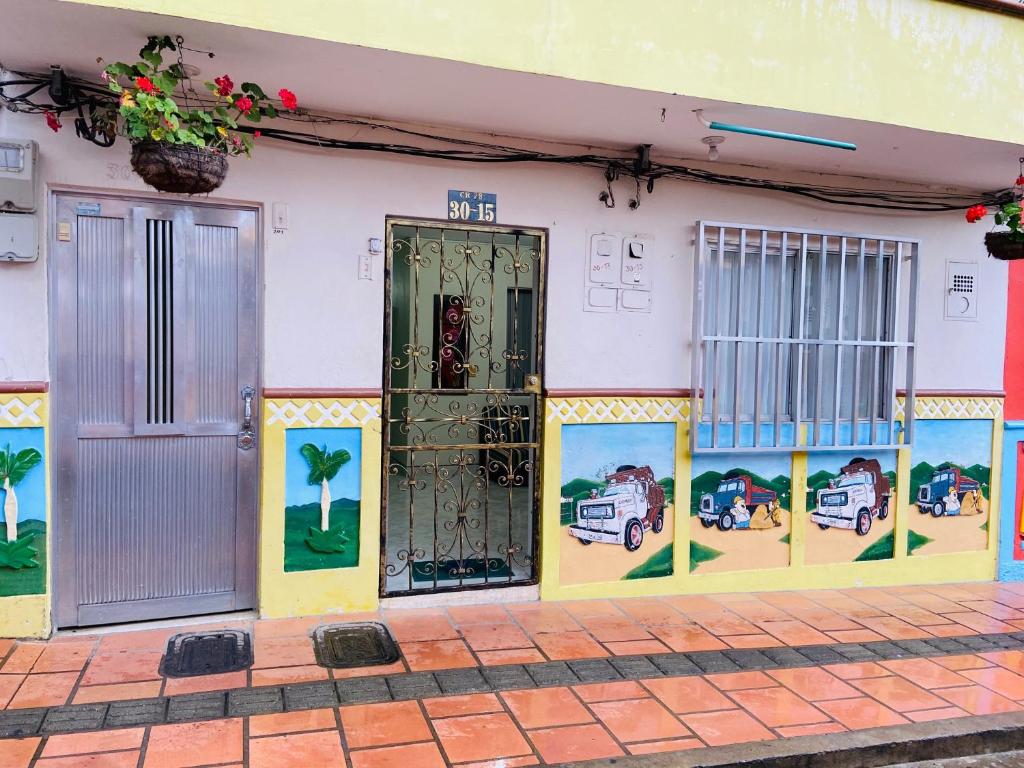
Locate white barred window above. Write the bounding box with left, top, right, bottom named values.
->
left=690, top=222, right=918, bottom=453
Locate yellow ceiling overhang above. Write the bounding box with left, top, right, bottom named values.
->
left=62, top=0, right=1024, bottom=146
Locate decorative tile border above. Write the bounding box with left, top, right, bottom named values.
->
left=546, top=398, right=688, bottom=424
left=266, top=399, right=380, bottom=428
left=0, top=396, right=44, bottom=427
left=895, top=395, right=1003, bottom=421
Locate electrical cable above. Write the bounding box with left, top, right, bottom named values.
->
left=0, top=66, right=1010, bottom=212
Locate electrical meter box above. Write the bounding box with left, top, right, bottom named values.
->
left=0, top=213, right=38, bottom=262
left=0, top=139, right=38, bottom=212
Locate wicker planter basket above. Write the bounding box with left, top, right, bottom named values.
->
left=130, top=141, right=228, bottom=194
left=985, top=231, right=1024, bottom=261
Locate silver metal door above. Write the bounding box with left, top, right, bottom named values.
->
left=51, top=194, right=259, bottom=627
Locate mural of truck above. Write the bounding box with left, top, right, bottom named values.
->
left=569, top=465, right=666, bottom=551
left=810, top=458, right=891, bottom=536
left=698, top=472, right=780, bottom=532
left=916, top=463, right=982, bottom=517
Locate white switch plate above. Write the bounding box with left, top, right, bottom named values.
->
left=358, top=253, right=373, bottom=280
left=272, top=202, right=289, bottom=230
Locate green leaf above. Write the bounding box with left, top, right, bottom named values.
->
left=0, top=535, right=40, bottom=569
left=153, top=74, right=177, bottom=95
left=106, top=62, right=136, bottom=77
left=241, top=82, right=267, bottom=99
left=262, top=103, right=278, bottom=119
left=304, top=526, right=349, bottom=554
left=141, top=49, right=163, bottom=68
left=1, top=445, right=40, bottom=487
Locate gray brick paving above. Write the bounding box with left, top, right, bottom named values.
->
left=568, top=659, right=621, bottom=682
left=434, top=669, right=491, bottom=694
left=166, top=692, right=226, bottom=722
left=282, top=682, right=338, bottom=711
left=387, top=672, right=442, bottom=700
left=526, top=661, right=578, bottom=687
left=482, top=665, right=534, bottom=690
left=688, top=651, right=741, bottom=673
left=104, top=699, right=167, bottom=728
left=337, top=677, right=390, bottom=705
left=0, top=708, right=47, bottom=738
left=41, top=704, right=107, bottom=733
left=5, top=629, right=1024, bottom=739
left=609, top=655, right=661, bottom=679
left=227, top=687, right=283, bottom=717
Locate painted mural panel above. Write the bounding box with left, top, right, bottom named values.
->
left=805, top=452, right=897, bottom=565
left=284, top=427, right=362, bottom=572
left=908, top=419, right=992, bottom=556
left=690, top=452, right=792, bottom=574
left=0, top=427, right=46, bottom=596
left=559, top=423, right=675, bottom=585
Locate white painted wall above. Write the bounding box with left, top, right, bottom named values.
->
left=0, top=109, right=1008, bottom=392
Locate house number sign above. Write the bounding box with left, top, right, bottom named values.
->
left=448, top=190, right=497, bottom=222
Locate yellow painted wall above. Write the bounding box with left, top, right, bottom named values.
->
left=0, top=392, right=50, bottom=639
left=259, top=397, right=382, bottom=618
left=64, top=0, right=1024, bottom=145
left=541, top=395, right=1002, bottom=601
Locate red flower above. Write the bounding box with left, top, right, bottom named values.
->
left=235, top=96, right=253, bottom=113
left=1016, top=175, right=1024, bottom=187
left=44, top=110, right=61, bottom=132
left=253, top=130, right=261, bottom=138
left=278, top=88, right=298, bottom=111
left=214, top=74, right=234, bottom=97
left=965, top=204, right=987, bottom=223
left=134, top=76, right=156, bottom=94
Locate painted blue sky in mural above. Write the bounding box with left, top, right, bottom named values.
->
left=284, top=428, right=362, bottom=507
left=911, top=419, right=992, bottom=468
left=0, top=427, right=45, bottom=522
left=561, top=423, right=675, bottom=482
left=691, top=448, right=791, bottom=480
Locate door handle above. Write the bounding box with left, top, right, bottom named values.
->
left=238, top=385, right=256, bottom=450
left=524, top=374, right=542, bottom=394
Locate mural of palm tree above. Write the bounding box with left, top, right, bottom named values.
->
left=300, top=443, right=351, bottom=531
left=0, top=444, right=43, bottom=542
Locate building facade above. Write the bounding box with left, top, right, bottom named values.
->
left=0, top=0, right=1022, bottom=637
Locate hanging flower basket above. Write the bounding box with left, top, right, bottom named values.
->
left=984, top=231, right=1024, bottom=261
left=41, top=36, right=299, bottom=195
left=130, top=141, right=228, bottom=194
left=966, top=171, right=1024, bottom=260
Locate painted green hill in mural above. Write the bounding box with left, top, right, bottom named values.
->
left=284, top=498, right=360, bottom=572
left=689, top=540, right=724, bottom=572
left=0, top=519, right=46, bottom=597
left=908, top=461, right=991, bottom=503
left=690, top=469, right=791, bottom=515
left=806, top=468, right=897, bottom=511
left=624, top=543, right=673, bottom=580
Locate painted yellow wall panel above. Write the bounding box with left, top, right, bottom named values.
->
left=541, top=395, right=1000, bottom=602
left=0, top=393, right=51, bottom=639
left=63, top=0, right=1024, bottom=144
left=259, top=398, right=382, bottom=618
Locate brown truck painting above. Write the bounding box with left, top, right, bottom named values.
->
left=569, top=465, right=666, bottom=551
left=811, top=457, right=891, bottom=536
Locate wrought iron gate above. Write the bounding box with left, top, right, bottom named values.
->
left=381, top=219, right=546, bottom=595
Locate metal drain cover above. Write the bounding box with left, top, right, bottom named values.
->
left=313, top=622, right=400, bottom=669
left=159, top=630, right=253, bottom=678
